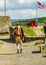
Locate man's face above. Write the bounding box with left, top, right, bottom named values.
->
left=18, top=25, right=21, bottom=29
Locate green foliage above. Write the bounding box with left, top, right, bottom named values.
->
left=12, top=22, right=17, bottom=26
left=12, top=19, right=31, bottom=26
left=12, top=17, right=46, bottom=26
left=38, top=17, right=46, bottom=23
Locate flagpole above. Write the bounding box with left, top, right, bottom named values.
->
left=36, top=0, right=38, bottom=26
left=4, top=0, right=6, bottom=16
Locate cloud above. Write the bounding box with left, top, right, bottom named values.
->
left=38, top=0, right=46, bottom=2
left=38, top=9, right=46, bottom=17
left=4, top=9, right=36, bottom=19
left=0, top=11, right=4, bottom=16
left=5, top=9, right=46, bottom=19
left=0, top=0, right=46, bottom=11
left=18, top=0, right=25, bottom=4
left=0, top=0, right=4, bottom=9
left=0, top=0, right=46, bottom=19
left=6, top=0, right=36, bottom=10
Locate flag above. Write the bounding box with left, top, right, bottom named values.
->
left=38, top=1, right=46, bottom=9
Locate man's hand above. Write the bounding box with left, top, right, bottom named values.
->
left=22, top=37, right=24, bottom=42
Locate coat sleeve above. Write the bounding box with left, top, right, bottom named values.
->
left=14, top=27, right=17, bottom=35
left=21, top=28, right=24, bottom=37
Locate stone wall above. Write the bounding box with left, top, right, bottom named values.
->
left=0, top=16, right=11, bottom=33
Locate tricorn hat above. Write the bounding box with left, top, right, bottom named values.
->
left=16, top=23, right=20, bottom=26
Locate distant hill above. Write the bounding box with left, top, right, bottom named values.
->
left=11, top=19, right=24, bottom=22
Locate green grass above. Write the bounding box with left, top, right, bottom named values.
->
left=41, top=28, right=44, bottom=33
left=0, top=33, right=9, bottom=36
left=21, top=26, right=37, bottom=36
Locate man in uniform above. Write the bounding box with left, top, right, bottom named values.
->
left=14, top=23, right=24, bottom=53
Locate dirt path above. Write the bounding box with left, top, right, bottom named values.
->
left=0, top=40, right=46, bottom=65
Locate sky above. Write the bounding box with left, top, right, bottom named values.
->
left=0, top=0, right=46, bottom=19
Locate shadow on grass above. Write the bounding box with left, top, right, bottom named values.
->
left=0, top=38, right=15, bottom=44
left=0, top=36, right=45, bottom=44
left=0, top=36, right=32, bottom=44
left=24, top=36, right=45, bottom=42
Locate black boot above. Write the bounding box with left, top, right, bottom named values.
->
left=17, top=49, right=19, bottom=54
left=20, top=49, right=22, bottom=53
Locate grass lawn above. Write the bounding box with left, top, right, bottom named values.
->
left=21, top=26, right=37, bottom=36
left=41, top=28, right=44, bottom=33
left=0, top=33, right=9, bottom=36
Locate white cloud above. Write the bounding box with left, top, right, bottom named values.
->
left=25, top=0, right=35, bottom=4
left=18, top=0, right=35, bottom=4
left=0, top=0, right=4, bottom=7
left=5, top=9, right=36, bottom=19
left=0, top=0, right=46, bottom=10
left=38, top=0, right=46, bottom=2
left=0, top=0, right=46, bottom=19
left=38, top=9, right=46, bottom=17
left=0, top=8, right=46, bottom=19
left=6, top=9, right=46, bottom=19
left=18, top=0, right=25, bottom=4
left=21, top=9, right=36, bottom=18
left=0, top=11, right=4, bottom=16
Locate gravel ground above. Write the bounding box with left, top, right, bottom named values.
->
left=0, top=40, right=46, bottom=65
